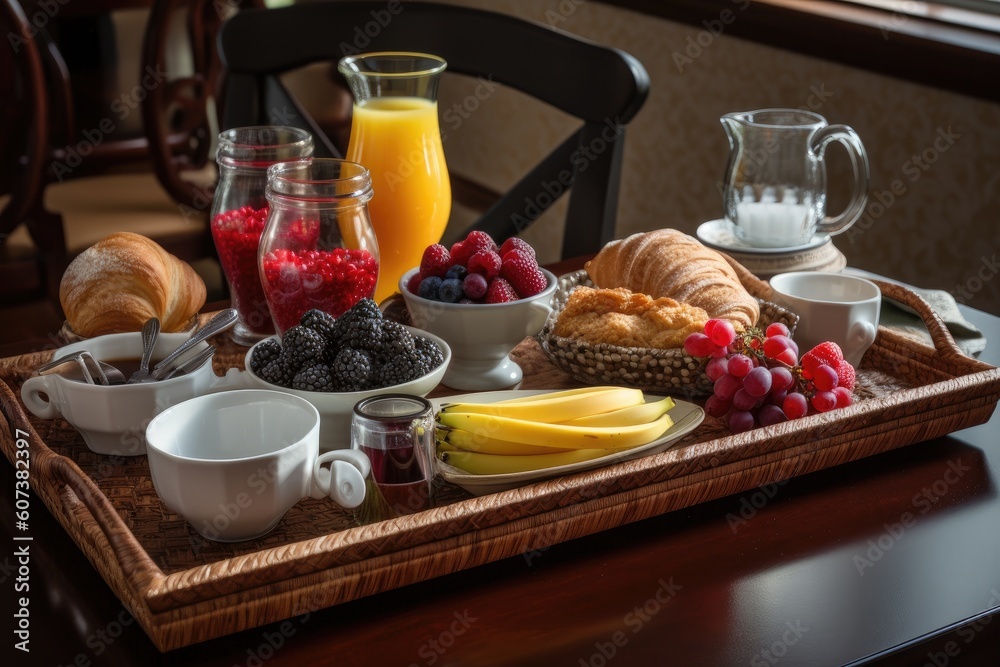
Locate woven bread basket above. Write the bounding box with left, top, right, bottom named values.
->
left=536, top=256, right=798, bottom=397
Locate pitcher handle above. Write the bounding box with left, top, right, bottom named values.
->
left=809, top=124, right=870, bottom=237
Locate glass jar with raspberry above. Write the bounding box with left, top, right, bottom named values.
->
left=260, top=159, right=380, bottom=336
left=211, top=126, right=314, bottom=345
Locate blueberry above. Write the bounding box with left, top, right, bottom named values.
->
left=417, top=275, right=443, bottom=300
left=438, top=278, right=464, bottom=303
left=444, top=264, right=468, bottom=281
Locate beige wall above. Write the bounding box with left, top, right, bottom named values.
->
left=435, top=0, right=1000, bottom=315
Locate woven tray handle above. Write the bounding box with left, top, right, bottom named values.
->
left=868, top=278, right=965, bottom=359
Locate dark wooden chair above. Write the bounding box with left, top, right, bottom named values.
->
left=217, top=0, right=650, bottom=259
left=0, top=0, right=260, bottom=308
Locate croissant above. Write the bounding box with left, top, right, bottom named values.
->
left=584, top=229, right=759, bottom=331
left=60, top=232, right=207, bottom=337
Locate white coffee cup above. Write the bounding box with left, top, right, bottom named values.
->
left=769, top=272, right=881, bottom=367
left=20, top=332, right=247, bottom=456
left=145, top=389, right=370, bottom=542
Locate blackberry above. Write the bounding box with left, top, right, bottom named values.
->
left=299, top=308, right=337, bottom=342
left=259, top=359, right=294, bottom=387
left=279, top=325, right=325, bottom=372
left=376, top=353, right=420, bottom=387
left=340, top=298, right=382, bottom=324
left=332, top=347, right=373, bottom=391
left=378, top=320, right=415, bottom=359
left=415, top=335, right=445, bottom=370
left=291, top=362, right=335, bottom=392
left=340, top=317, right=383, bottom=352
left=249, top=338, right=282, bottom=375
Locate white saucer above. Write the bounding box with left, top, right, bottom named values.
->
left=696, top=219, right=829, bottom=255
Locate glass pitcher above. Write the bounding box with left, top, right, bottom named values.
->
left=720, top=109, right=870, bottom=249
left=338, top=52, right=451, bottom=303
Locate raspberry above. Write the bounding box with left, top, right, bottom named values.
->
left=500, top=237, right=535, bottom=260
left=463, top=272, right=488, bottom=300
left=417, top=275, right=442, bottom=300
left=405, top=271, right=424, bottom=295
left=468, top=250, right=501, bottom=278
left=836, top=359, right=856, bottom=390
left=450, top=230, right=497, bottom=266
left=500, top=251, right=547, bottom=297
left=800, top=341, right=844, bottom=378
left=438, top=278, right=464, bottom=303
left=484, top=277, right=519, bottom=303
left=419, top=244, right=451, bottom=278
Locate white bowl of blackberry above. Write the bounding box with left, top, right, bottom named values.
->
left=243, top=299, right=450, bottom=450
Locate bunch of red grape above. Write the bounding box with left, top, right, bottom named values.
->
left=684, top=319, right=856, bottom=434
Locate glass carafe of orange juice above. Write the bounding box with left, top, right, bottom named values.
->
left=338, top=52, right=451, bottom=303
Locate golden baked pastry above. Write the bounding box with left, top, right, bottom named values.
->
left=60, top=232, right=207, bottom=337
left=553, top=286, right=709, bottom=349
left=584, top=229, right=759, bottom=331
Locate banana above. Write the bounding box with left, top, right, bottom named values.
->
left=560, top=396, right=675, bottom=427
left=490, top=386, right=633, bottom=404
left=436, top=411, right=673, bottom=450
left=437, top=427, right=575, bottom=455
left=440, top=447, right=632, bottom=475
left=439, top=387, right=644, bottom=423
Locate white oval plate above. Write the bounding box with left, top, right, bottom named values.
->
left=431, top=390, right=705, bottom=496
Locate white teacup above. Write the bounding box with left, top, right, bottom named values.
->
left=20, top=332, right=246, bottom=456
left=769, top=272, right=881, bottom=367
left=145, top=389, right=370, bottom=542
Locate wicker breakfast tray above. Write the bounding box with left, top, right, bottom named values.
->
left=1, top=281, right=999, bottom=652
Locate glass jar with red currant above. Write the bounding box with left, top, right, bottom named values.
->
left=211, top=126, right=314, bottom=345
left=260, top=158, right=380, bottom=336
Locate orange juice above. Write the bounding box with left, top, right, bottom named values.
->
left=346, top=96, right=451, bottom=303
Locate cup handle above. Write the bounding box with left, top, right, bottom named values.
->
left=311, top=450, right=371, bottom=508
left=809, top=124, right=871, bottom=237
left=20, top=377, right=61, bottom=419
left=849, top=320, right=878, bottom=350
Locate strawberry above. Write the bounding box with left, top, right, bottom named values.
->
left=484, top=277, right=519, bottom=303
left=419, top=244, right=451, bottom=278
left=800, top=341, right=844, bottom=379
left=468, top=250, right=501, bottom=278
left=500, top=250, right=547, bottom=297
left=451, top=231, right=497, bottom=267
left=836, top=358, right=856, bottom=390
left=499, top=236, right=535, bottom=260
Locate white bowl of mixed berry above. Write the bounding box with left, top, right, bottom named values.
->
left=243, top=299, right=450, bottom=450
left=398, top=231, right=556, bottom=391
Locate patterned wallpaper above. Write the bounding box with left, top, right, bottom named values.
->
left=435, top=0, right=1000, bottom=315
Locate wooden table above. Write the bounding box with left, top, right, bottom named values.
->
left=2, top=266, right=999, bottom=666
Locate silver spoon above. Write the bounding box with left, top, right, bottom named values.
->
left=36, top=351, right=127, bottom=386
left=148, top=309, right=237, bottom=381
left=127, top=317, right=160, bottom=384
left=156, top=345, right=216, bottom=381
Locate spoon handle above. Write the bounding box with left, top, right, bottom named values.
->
left=139, top=317, right=160, bottom=372
left=152, top=309, right=237, bottom=375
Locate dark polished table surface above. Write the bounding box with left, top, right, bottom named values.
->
left=2, top=267, right=999, bottom=666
